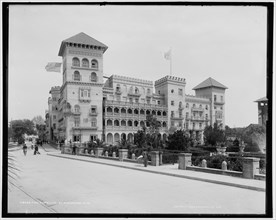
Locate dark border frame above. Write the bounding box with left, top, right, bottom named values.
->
left=2, top=1, right=274, bottom=218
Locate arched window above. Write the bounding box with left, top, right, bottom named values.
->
left=114, top=120, right=119, bottom=126
left=91, top=59, right=98, bottom=69
left=82, top=58, right=89, bottom=68
left=72, top=57, right=80, bottom=67
left=74, top=71, right=81, bottom=81
left=90, top=72, right=97, bottom=82
left=74, top=105, right=80, bottom=113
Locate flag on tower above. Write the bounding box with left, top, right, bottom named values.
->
left=45, top=62, right=62, bottom=72
left=164, top=49, right=171, bottom=60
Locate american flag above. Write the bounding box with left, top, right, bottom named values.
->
left=45, top=62, right=62, bottom=72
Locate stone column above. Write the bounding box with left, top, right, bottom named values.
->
left=150, top=151, right=160, bottom=166
left=159, top=151, right=163, bottom=165
left=201, top=159, right=207, bottom=168
left=119, top=149, right=128, bottom=161
left=221, top=161, right=227, bottom=171
left=95, top=147, right=103, bottom=158
left=178, top=153, right=192, bottom=170
left=243, top=157, right=260, bottom=179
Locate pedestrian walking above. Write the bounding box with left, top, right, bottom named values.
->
left=34, top=144, right=40, bottom=155
left=143, top=151, right=148, bottom=167
left=72, top=144, right=76, bottom=155
left=22, top=143, right=27, bottom=156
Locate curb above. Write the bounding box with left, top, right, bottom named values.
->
left=47, top=153, right=265, bottom=192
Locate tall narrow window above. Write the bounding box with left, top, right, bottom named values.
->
left=74, top=71, right=81, bottom=81
left=91, top=59, right=98, bottom=69
left=91, top=118, right=97, bottom=127
left=74, top=105, right=80, bottom=113
left=82, top=58, right=89, bottom=68
left=214, top=95, right=217, bottom=102
left=90, top=72, right=97, bottom=82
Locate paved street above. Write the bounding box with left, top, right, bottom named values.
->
left=7, top=142, right=265, bottom=214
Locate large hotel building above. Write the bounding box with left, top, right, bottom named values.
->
left=46, top=32, right=227, bottom=145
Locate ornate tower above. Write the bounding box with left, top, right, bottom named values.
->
left=193, top=77, right=228, bottom=128
left=58, top=32, right=108, bottom=142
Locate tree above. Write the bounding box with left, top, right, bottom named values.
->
left=203, top=123, right=226, bottom=146
left=144, top=114, right=162, bottom=149
left=36, top=124, right=47, bottom=141
left=9, top=119, right=36, bottom=144
left=167, top=129, right=190, bottom=151
left=134, top=127, right=147, bottom=149
left=32, top=115, right=45, bottom=126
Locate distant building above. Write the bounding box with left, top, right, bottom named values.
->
left=46, top=32, right=228, bottom=145
left=255, top=97, right=268, bottom=126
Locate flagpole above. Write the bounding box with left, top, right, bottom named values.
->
left=170, top=48, right=172, bottom=76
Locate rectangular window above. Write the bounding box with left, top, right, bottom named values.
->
left=221, top=96, right=223, bottom=102
left=178, top=88, right=183, bottom=96
left=135, top=98, right=139, bottom=103
left=214, top=95, right=217, bottom=102
left=171, top=121, right=174, bottom=126
left=147, top=99, right=150, bottom=104
left=91, top=107, right=97, bottom=113
left=73, top=135, right=81, bottom=142
left=53, top=115, right=56, bottom=120
left=157, top=100, right=161, bottom=105
left=53, top=123, right=56, bottom=129
left=80, top=89, right=90, bottom=99
left=171, top=101, right=174, bottom=106
left=199, top=123, right=202, bottom=128
left=74, top=118, right=80, bottom=127
left=129, top=98, right=133, bottom=103
left=91, top=119, right=97, bottom=127
left=171, top=111, right=174, bottom=118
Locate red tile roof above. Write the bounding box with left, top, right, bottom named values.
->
left=58, top=32, right=108, bottom=56
left=193, top=77, right=228, bottom=90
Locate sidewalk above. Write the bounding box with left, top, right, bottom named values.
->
left=47, top=150, right=265, bottom=192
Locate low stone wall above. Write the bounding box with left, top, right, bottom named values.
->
left=254, top=174, right=266, bottom=181
left=186, top=166, right=243, bottom=178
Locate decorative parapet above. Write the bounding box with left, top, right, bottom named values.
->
left=155, top=75, right=186, bottom=87
left=110, top=74, right=153, bottom=87
left=185, top=94, right=210, bottom=104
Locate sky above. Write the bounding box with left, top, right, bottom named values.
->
left=8, top=4, right=268, bottom=128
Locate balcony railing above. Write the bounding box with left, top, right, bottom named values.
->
left=191, top=107, right=204, bottom=112
left=214, top=101, right=225, bottom=105
left=191, top=116, right=205, bottom=121
left=72, top=126, right=98, bottom=130
left=128, top=92, right=141, bottom=97
left=105, top=100, right=168, bottom=109
left=89, top=111, right=98, bottom=116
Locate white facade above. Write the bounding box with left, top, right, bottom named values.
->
left=46, top=33, right=227, bottom=145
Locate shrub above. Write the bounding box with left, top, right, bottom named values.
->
left=207, top=155, right=228, bottom=169
left=17, top=137, right=25, bottom=145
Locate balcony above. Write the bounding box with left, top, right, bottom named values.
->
left=191, top=116, right=205, bottom=121
left=191, top=107, right=204, bottom=112
left=72, top=126, right=98, bottom=130
left=214, top=100, right=225, bottom=105
left=115, top=89, right=122, bottom=95
left=89, top=111, right=98, bottom=116
left=128, top=92, right=141, bottom=97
